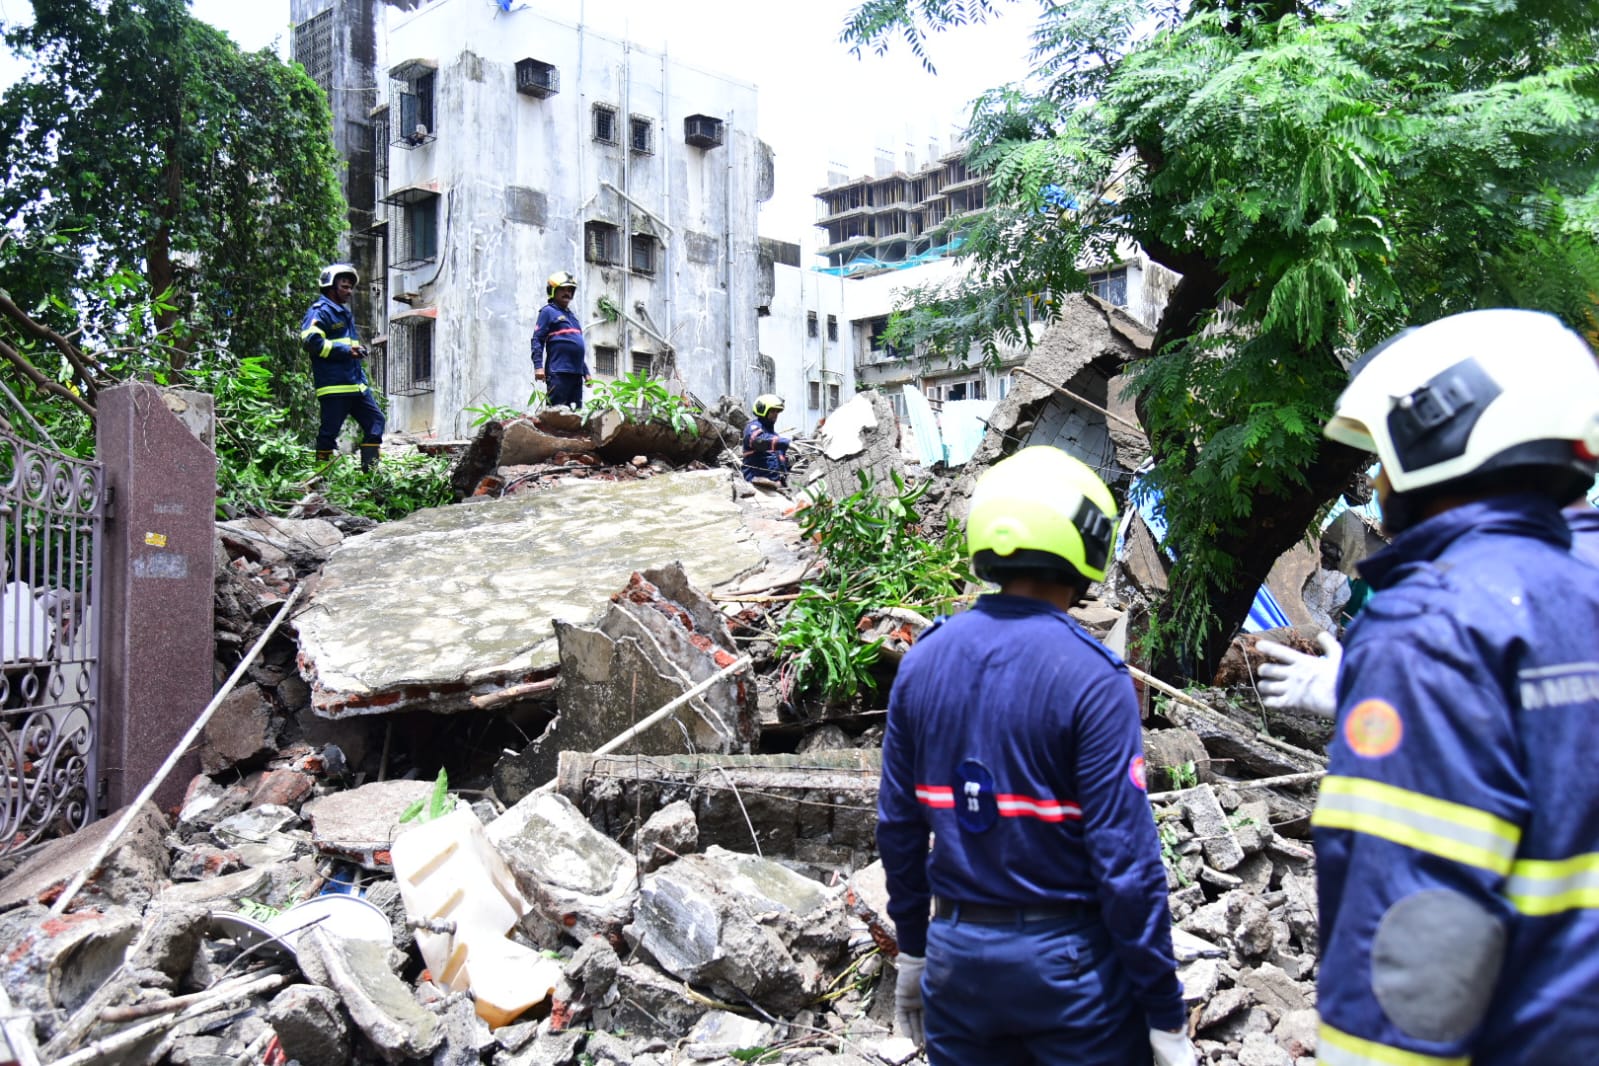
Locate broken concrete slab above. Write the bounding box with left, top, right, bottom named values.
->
left=302, top=779, right=434, bottom=869
left=0, top=802, right=169, bottom=912
left=216, top=516, right=344, bottom=571
left=267, top=983, right=351, bottom=1066
left=591, top=961, right=727, bottom=1041
left=804, top=391, right=906, bottom=500
left=496, top=564, right=756, bottom=801
left=295, top=469, right=763, bottom=717
left=629, top=845, right=843, bottom=1014
left=295, top=926, right=441, bottom=1063
left=488, top=791, right=639, bottom=946
left=197, top=685, right=276, bottom=773
left=590, top=409, right=721, bottom=464
left=635, top=800, right=698, bottom=872
left=0, top=904, right=140, bottom=1034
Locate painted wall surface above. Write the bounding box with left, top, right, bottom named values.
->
left=760, top=263, right=855, bottom=434
left=379, top=0, right=763, bottom=436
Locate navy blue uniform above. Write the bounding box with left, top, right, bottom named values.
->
left=741, top=417, right=790, bottom=483
left=1314, top=495, right=1599, bottom=1064
left=299, top=294, right=383, bottom=457
left=878, top=594, right=1183, bottom=1064
left=531, top=301, right=587, bottom=408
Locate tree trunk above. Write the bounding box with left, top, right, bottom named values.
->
left=1154, top=440, right=1368, bottom=681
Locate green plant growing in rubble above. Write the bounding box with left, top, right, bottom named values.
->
left=1164, top=760, right=1199, bottom=791
left=776, top=469, right=973, bottom=703
left=582, top=370, right=701, bottom=436
left=398, top=768, right=455, bottom=824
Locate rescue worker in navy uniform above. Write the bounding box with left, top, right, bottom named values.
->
left=877, top=446, right=1196, bottom=1066
left=741, top=394, right=792, bottom=486
left=531, top=271, right=590, bottom=408
left=300, top=264, right=384, bottom=471
left=1311, top=308, right=1599, bottom=1064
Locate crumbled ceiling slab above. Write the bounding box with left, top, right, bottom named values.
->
left=295, top=470, right=762, bottom=717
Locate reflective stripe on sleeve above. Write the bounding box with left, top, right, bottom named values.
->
left=916, top=785, right=954, bottom=808
left=1318, top=1021, right=1470, bottom=1065
left=1311, top=776, right=1520, bottom=876
left=1506, top=852, right=1599, bottom=916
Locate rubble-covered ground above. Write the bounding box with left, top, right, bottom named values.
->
left=0, top=383, right=1357, bottom=1066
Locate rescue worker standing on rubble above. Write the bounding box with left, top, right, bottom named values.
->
left=876, top=446, right=1196, bottom=1066
left=531, top=271, right=590, bottom=409
left=1311, top=308, right=1599, bottom=1064
left=741, top=394, right=792, bottom=487
left=301, top=264, right=384, bottom=472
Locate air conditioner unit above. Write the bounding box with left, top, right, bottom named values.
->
left=515, top=58, right=559, bottom=98
left=683, top=114, right=724, bottom=150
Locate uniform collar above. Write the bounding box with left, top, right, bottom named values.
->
left=1358, top=493, right=1571, bottom=589
left=976, top=592, right=1074, bottom=621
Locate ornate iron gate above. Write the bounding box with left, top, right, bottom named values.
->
left=0, top=425, right=102, bottom=853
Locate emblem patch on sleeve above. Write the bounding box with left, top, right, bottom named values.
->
left=1129, top=755, right=1147, bottom=791
left=1344, top=699, right=1404, bottom=758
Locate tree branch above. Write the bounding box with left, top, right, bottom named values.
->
left=0, top=336, right=96, bottom=419
left=0, top=290, right=101, bottom=403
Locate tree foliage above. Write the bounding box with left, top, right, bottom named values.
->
left=851, top=0, right=1599, bottom=672
left=0, top=0, right=345, bottom=431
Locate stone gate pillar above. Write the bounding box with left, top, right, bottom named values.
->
left=97, top=384, right=217, bottom=814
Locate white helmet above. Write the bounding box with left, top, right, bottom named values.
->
left=318, top=263, right=359, bottom=289
left=1325, top=308, right=1599, bottom=499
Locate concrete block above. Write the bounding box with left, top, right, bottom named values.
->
left=302, top=778, right=433, bottom=869
left=0, top=802, right=169, bottom=912
left=266, top=983, right=350, bottom=1066
left=489, top=791, right=638, bottom=945
left=197, top=686, right=275, bottom=774
left=295, top=927, right=440, bottom=1062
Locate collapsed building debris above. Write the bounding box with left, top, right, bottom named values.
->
left=0, top=387, right=1369, bottom=1065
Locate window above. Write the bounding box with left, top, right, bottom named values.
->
left=391, top=64, right=436, bottom=147
left=683, top=113, right=724, bottom=149
left=592, top=346, right=618, bottom=376
left=630, top=115, right=653, bottom=154
left=630, top=233, right=657, bottom=275
left=515, top=58, right=559, bottom=98
left=1088, top=266, right=1129, bottom=307
left=631, top=352, right=653, bottom=377
left=292, top=9, right=333, bottom=92
left=585, top=221, right=620, bottom=265
left=383, top=185, right=441, bottom=269
left=388, top=317, right=435, bottom=396
left=808, top=381, right=822, bottom=410
left=593, top=104, right=618, bottom=144
left=826, top=315, right=838, bottom=342
left=867, top=315, right=898, bottom=359
left=827, top=383, right=840, bottom=410
left=806, top=311, right=818, bottom=339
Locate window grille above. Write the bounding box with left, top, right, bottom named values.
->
left=372, top=107, right=389, bottom=180
left=585, top=221, right=620, bottom=265
left=808, top=381, right=822, bottom=410
left=391, top=68, right=436, bottom=149
left=631, top=352, right=653, bottom=377
left=515, top=58, right=559, bottom=98
left=826, top=315, right=838, bottom=342
left=630, top=116, right=653, bottom=154
left=593, top=105, right=618, bottom=145
left=684, top=114, right=724, bottom=149
left=827, top=383, right=841, bottom=410
left=807, top=311, right=818, bottom=338
left=382, top=186, right=440, bottom=270
left=592, top=346, right=618, bottom=376
left=387, top=317, right=435, bottom=396
left=292, top=10, right=334, bottom=92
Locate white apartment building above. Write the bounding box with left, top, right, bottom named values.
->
left=290, top=0, right=772, bottom=438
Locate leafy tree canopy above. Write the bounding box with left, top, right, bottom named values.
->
left=848, top=0, right=1599, bottom=671
left=0, top=0, right=345, bottom=426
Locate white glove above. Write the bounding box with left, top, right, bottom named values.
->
left=893, top=953, right=925, bottom=1047
left=1150, top=1027, right=1199, bottom=1066
left=1255, top=631, right=1342, bottom=718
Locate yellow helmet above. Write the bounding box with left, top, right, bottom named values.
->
left=967, top=446, right=1118, bottom=584
left=546, top=271, right=578, bottom=299
left=752, top=394, right=785, bottom=419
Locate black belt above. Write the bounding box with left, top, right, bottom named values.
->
left=933, top=897, right=1097, bottom=924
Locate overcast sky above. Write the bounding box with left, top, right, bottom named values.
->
left=0, top=0, right=1036, bottom=242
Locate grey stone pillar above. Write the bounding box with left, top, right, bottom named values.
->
left=97, top=384, right=217, bottom=814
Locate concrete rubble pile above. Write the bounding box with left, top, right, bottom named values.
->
left=0, top=374, right=1351, bottom=1065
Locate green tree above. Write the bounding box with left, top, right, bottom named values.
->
left=0, top=0, right=345, bottom=431
left=849, top=0, right=1599, bottom=675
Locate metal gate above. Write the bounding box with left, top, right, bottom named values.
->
left=0, top=424, right=102, bottom=854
